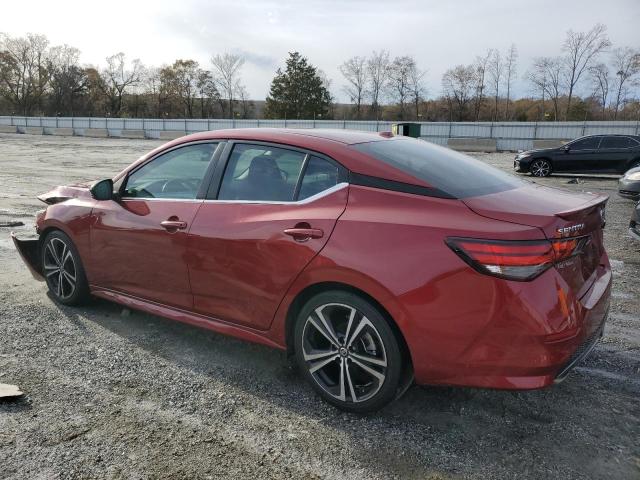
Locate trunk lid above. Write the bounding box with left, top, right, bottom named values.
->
left=463, top=183, right=608, bottom=296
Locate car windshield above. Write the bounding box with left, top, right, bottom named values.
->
left=351, top=137, right=525, bottom=199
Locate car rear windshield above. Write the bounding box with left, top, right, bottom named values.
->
left=351, top=137, right=526, bottom=199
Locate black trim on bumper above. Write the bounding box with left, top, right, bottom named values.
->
left=11, top=232, right=44, bottom=281
left=554, top=314, right=607, bottom=383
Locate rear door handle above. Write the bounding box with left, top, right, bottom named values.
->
left=284, top=227, right=324, bottom=242
left=161, top=219, right=188, bottom=231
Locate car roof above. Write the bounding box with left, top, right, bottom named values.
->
left=183, top=128, right=390, bottom=145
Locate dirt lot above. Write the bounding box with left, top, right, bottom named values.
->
left=0, top=133, right=639, bottom=479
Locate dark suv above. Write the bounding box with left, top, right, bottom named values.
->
left=514, top=134, right=640, bottom=177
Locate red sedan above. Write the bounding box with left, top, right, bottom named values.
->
left=13, top=129, right=611, bottom=412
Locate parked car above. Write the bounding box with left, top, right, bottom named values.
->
left=514, top=134, right=640, bottom=177
left=618, top=166, right=640, bottom=200
left=12, top=129, right=611, bottom=412
left=630, top=202, right=640, bottom=241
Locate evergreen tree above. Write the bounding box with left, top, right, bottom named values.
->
left=264, top=52, right=331, bottom=119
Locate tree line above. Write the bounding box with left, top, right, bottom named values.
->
left=1, top=24, right=638, bottom=122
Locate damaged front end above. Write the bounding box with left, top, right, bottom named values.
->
left=11, top=232, right=44, bottom=281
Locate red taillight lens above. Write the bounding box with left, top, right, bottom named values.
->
left=446, top=236, right=588, bottom=281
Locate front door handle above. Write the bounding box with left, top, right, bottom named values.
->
left=284, top=227, right=324, bottom=242
left=161, top=219, right=188, bottom=232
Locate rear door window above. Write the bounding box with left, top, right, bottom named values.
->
left=351, top=137, right=525, bottom=199
left=599, top=136, right=631, bottom=149
left=218, top=144, right=306, bottom=201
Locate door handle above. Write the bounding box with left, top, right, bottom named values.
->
left=161, top=219, right=188, bottom=231
left=284, top=227, right=324, bottom=242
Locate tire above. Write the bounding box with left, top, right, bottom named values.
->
left=294, top=290, right=403, bottom=413
left=41, top=230, right=90, bottom=306
left=530, top=159, right=552, bottom=177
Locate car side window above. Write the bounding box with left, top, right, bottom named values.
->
left=218, top=144, right=306, bottom=201
left=123, top=143, right=217, bottom=199
left=298, top=156, right=340, bottom=200
left=570, top=137, right=601, bottom=150
left=599, top=137, right=631, bottom=149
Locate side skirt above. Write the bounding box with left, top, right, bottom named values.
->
left=90, top=286, right=285, bottom=350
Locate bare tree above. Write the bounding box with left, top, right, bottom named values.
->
left=528, top=57, right=563, bottom=121
left=589, top=63, right=610, bottom=118
left=387, top=56, right=415, bottom=120
left=142, top=66, right=162, bottom=117
left=0, top=33, right=51, bottom=115
left=472, top=50, right=491, bottom=121
left=48, top=45, right=87, bottom=116
left=610, top=47, right=640, bottom=120
left=196, top=70, right=219, bottom=118
left=488, top=49, right=503, bottom=121
left=211, top=53, right=245, bottom=118
left=101, top=52, right=142, bottom=116
left=504, top=44, right=518, bottom=120
left=442, top=64, right=477, bottom=121
left=562, top=24, right=610, bottom=118
left=236, top=83, right=254, bottom=119
left=408, top=62, right=427, bottom=120
left=366, top=50, right=390, bottom=119
left=339, top=56, right=368, bottom=119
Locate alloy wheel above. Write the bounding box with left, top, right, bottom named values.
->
left=301, top=303, right=388, bottom=404
left=43, top=237, right=77, bottom=300
left=530, top=160, right=551, bottom=177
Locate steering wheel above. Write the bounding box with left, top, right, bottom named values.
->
left=161, top=178, right=198, bottom=193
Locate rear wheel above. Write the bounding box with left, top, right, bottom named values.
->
left=294, top=290, right=403, bottom=413
left=41, top=230, right=90, bottom=305
left=530, top=159, right=552, bottom=177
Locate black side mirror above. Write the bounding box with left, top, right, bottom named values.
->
left=90, top=179, right=114, bottom=201
left=563, top=145, right=570, bottom=152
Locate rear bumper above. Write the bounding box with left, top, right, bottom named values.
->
left=409, top=260, right=612, bottom=390
left=11, top=232, right=44, bottom=281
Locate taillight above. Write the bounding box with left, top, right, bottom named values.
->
left=446, top=236, right=589, bottom=281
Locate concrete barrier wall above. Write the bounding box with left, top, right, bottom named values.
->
left=85, top=128, right=109, bottom=138
left=0, top=125, right=17, bottom=133
left=22, top=126, right=44, bottom=135
left=119, top=129, right=146, bottom=139
left=159, top=131, right=186, bottom=140
left=532, top=139, right=569, bottom=149
left=44, top=127, right=74, bottom=136
left=447, top=138, right=497, bottom=152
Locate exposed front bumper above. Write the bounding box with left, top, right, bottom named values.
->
left=513, top=157, right=530, bottom=173
left=11, top=232, right=44, bottom=281
left=618, top=178, right=640, bottom=200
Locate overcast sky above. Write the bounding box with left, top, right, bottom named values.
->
left=2, top=0, right=639, bottom=102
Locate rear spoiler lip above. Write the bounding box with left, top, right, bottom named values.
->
left=554, top=193, right=608, bottom=220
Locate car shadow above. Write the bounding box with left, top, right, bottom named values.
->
left=50, top=296, right=639, bottom=477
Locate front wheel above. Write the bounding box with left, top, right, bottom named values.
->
left=530, top=159, right=552, bottom=177
left=294, top=291, right=403, bottom=413
left=42, top=230, right=90, bottom=305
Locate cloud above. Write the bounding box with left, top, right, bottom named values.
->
left=2, top=0, right=639, bottom=101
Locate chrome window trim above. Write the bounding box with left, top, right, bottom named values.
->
left=203, top=182, right=349, bottom=205
left=120, top=197, right=204, bottom=203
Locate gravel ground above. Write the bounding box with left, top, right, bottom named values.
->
left=0, top=133, right=639, bottom=479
